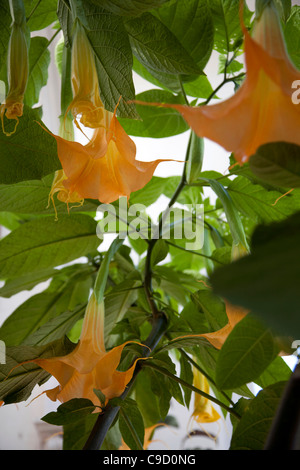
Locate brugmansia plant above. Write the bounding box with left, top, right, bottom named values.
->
left=1, top=0, right=300, bottom=451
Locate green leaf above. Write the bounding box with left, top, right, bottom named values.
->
left=42, top=398, right=97, bottom=425
left=134, top=371, right=163, bottom=427
left=0, top=1, right=12, bottom=71
left=24, top=0, right=58, bottom=31
left=249, top=142, right=300, bottom=188
left=0, top=106, right=60, bottom=184
left=154, top=0, right=214, bottom=70
left=0, top=336, right=75, bottom=404
left=210, top=211, right=300, bottom=338
left=151, top=239, right=169, bottom=267
left=191, top=288, right=228, bottom=331
left=0, top=175, right=98, bottom=215
left=115, top=397, right=145, bottom=450
left=209, top=0, right=253, bottom=53
left=0, top=264, right=93, bottom=346
left=84, top=4, right=137, bottom=118
left=230, top=381, right=286, bottom=450
left=91, top=0, right=171, bottom=17
left=215, top=314, right=278, bottom=390
left=0, top=267, right=58, bottom=298
left=0, top=214, right=99, bottom=280
left=283, top=5, right=300, bottom=70
left=118, top=89, right=189, bottom=138
left=63, top=413, right=98, bottom=450
left=125, top=13, right=202, bottom=76
left=129, top=176, right=168, bottom=206
left=24, top=36, right=51, bottom=108
left=227, top=175, right=300, bottom=223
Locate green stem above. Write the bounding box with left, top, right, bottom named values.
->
left=143, top=361, right=241, bottom=420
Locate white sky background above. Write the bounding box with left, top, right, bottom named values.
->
left=0, top=0, right=299, bottom=449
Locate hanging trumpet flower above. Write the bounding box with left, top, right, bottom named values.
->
left=0, top=0, right=28, bottom=136
left=135, top=1, right=300, bottom=164
left=66, top=19, right=104, bottom=130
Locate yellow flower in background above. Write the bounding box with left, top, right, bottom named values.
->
left=135, top=2, right=300, bottom=164
left=66, top=20, right=104, bottom=130
left=30, top=293, right=142, bottom=408
left=0, top=22, right=28, bottom=136
left=191, top=367, right=220, bottom=424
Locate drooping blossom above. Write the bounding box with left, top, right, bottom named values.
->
left=0, top=21, right=28, bottom=136
left=191, top=367, right=220, bottom=424
left=135, top=2, right=300, bottom=164
left=29, top=292, right=143, bottom=409
left=44, top=105, right=169, bottom=204
left=66, top=20, right=104, bottom=130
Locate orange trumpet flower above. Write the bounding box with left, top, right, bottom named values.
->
left=31, top=293, right=142, bottom=409
left=191, top=367, right=220, bottom=424
left=46, top=105, right=168, bottom=204
left=135, top=2, right=300, bottom=164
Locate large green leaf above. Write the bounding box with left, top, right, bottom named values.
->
left=0, top=175, right=98, bottom=215
left=24, top=36, right=51, bottom=108
left=0, top=1, right=11, bottom=71
left=90, top=0, right=171, bottom=17
left=154, top=0, right=214, bottom=70
left=57, top=1, right=137, bottom=118
left=209, top=0, right=253, bottom=53
left=114, top=397, right=145, bottom=451
left=42, top=398, right=97, bottom=425
left=0, top=214, right=100, bottom=280
left=227, top=175, right=300, bottom=223
left=283, top=5, right=300, bottom=70
left=24, top=0, right=58, bottom=31
left=84, top=4, right=137, bottom=118
left=230, top=381, right=286, bottom=450
left=125, top=13, right=202, bottom=76
left=0, top=264, right=93, bottom=346
left=249, top=142, right=300, bottom=188
left=210, top=211, right=300, bottom=338
left=0, top=337, right=75, bottom=404
left=0, top=106, right=60, bottom=184
left=118, top=89, right=189, bottom=138
left=215, top=314, right=278, bottom=390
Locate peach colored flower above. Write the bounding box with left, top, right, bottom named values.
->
left=30, top=293, right=142, bottom=409
left=44, top=105, right=168, bottom=204
left=135, top=3, right=300, bottom=164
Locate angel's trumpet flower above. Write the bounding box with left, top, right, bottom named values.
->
left=135, top=2, right=300, bottom=164
left=31, top=293, right=142, bottom=409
